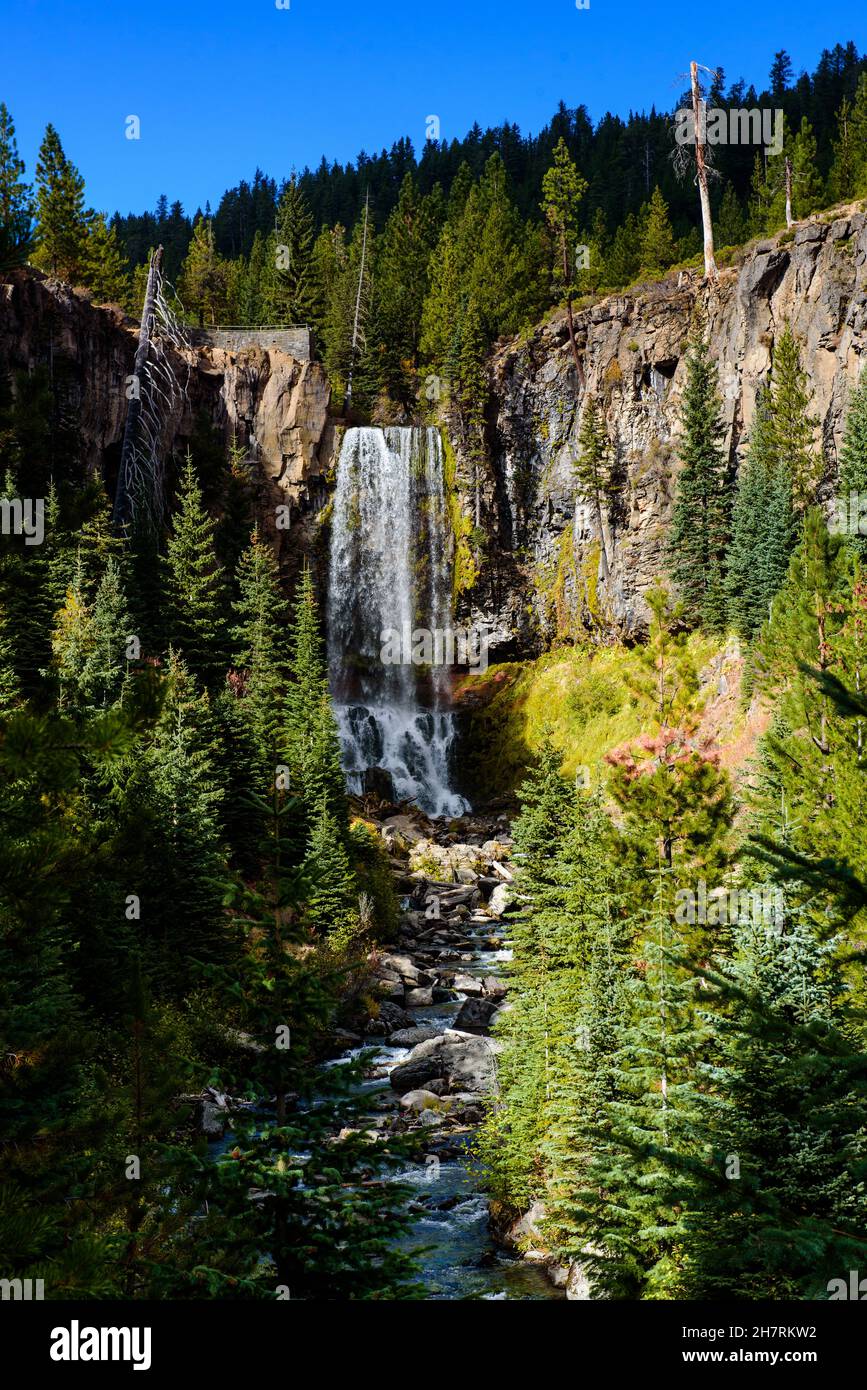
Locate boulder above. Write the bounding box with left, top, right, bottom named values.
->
left=451, top=972, right=485, bottom=997
left=387, top=1026, right=443, bottom=1048
left=482, top=976, right=507, bottom=999
left=377, top=1001, right=416, bottom=1032
left=399, top=1089, right=442, bottom=1113
left=405, top=986, right=434, bottom=1008
left=453, top=996, right=499, bottom=1033
left=487, top=884, right=514, bottom=917
left=362, top=766, right=396, bottom=802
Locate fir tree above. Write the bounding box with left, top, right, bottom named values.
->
left=230, top=526, right=288, bottom=784
left=726, top=388, right=797, bottom=642
left=83, top=213, right=130, bottom=304
left=714, top=181, right=746, bottom=248
left=284, top=565, right=347, bottom=837
left=638, top=186, right=677, bottom=280
left=163, top=452, right=228, bottom=687
left=768, top=325, right=821, bottom=510
left=838, top=365, right=867, bottom=559
left=0, top=102, right=34, bottom=268
left=668, top=338, right=732, bottom=631
left=32, top=124, right=91, bottom=281
left=178, top=218, right=229, bottom=326
left=264, top=175, right=321, bottom=327
left=574, top=395, right=612, bottom=575
left=304, top=799, right=357, bottom=936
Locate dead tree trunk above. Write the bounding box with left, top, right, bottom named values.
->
left=344, top=190, right=370, bottom=417
left=784, top=156, right=794, bottom=228
left=113, top=246, right=163, bottom=531
left=691, top=62, right=717, bottom=281
left=560, top=235, right=585, bottom=391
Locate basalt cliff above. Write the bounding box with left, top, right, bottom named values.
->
left=2, top=205, right=865, bottom=647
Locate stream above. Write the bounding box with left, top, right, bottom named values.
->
left=327, top=875, right=564, bottom=1301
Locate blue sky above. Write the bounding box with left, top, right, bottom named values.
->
left=2, top=0, right=865, bottom=216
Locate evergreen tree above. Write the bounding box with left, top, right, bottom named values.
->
left=574, top=395, right=612, bottom=573
left=638, top=186, right=677, bottom=279
left=163, top=452, right=228, bottom=687
left=264, top=175, right=322, bottom=326
left=304, top=799, right=357, bottom=936
left=726, top=388, right=797, bottom=642
left=541, top=137, right=588, bottom=382
left=768, top=324, right=821, bottom=510
left=178, top=218, right=230, bottom=326
left=714, top=181, right=747, bottom=248
left=284, top=565, right=347, bottom=836
left=230, top=526, right=288, bottom=784
left=674, top=904, right=867, bottom=1299
left=83, top=213, right=131, bottom=304
left=0, top=102, right=34, bottom=268
left=838, top=365, right=867, bottom=559
left=131, top=650, right=230, bottom=995
left=32, top=124, right=91, bottom=281
left=668, top=338, right=732, bottom=631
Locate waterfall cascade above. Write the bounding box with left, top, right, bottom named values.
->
left=327, top=426, right=469, bottom=817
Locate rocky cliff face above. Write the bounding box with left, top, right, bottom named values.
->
left=452, top=204, right=867, bottom=656
left=0, top=268, right=332, bottom=563
left=4, top=206, right=866, bottom=654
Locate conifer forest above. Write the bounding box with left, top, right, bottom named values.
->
left=3, top=0, right=867, bottom=1362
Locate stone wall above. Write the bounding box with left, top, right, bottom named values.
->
left=186, top=326, right=311, bottom=359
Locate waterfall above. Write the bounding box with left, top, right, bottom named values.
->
left=327, top=426, right=469, bottom=817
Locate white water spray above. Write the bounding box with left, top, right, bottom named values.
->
left=327, top=426, right=469, bottom=817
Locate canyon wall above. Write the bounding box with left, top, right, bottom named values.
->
left=453, top=204, right=867, bottom=657
left=0, top=268, right=332, bottom=563
left=2, top=204, right=866, bottom=652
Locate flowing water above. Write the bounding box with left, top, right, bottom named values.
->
left=326, top=920, right=562, bottom=1301
left=327, top=426, right=468, bottom=817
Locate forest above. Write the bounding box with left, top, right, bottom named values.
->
left=1, top=24, right=867, bottom=1314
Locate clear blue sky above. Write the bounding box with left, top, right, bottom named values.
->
left=2, top=0, right=865, bottom=216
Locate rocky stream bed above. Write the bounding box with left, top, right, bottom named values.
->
left=326, top=805, right=566, bottom=1300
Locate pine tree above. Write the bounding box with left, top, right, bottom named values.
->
left=178, top=218, right=229, bottom=326
left=284, top=565, right=347, bottom=836
left=0, top=102, right=34, bottom=268
left=304, top=799, right=357, bottom=935
left=838, top=365, right=867, bottom=559
left=163, top=452, right=228, bottom=687
left=479, top=739, right=582, bottom=1208
left=83, top=213, right=130, bottom=304
left=230, top=526, right=288, bottom=783
left=131, top=650, right=229, bottom=995
left=668, top=338, right=732, bottom=631
left=673, top=906, right=867, bottom=1298
left=264, top=175, right=321, bottom=326
left=714, top=181, right=746, bottom=249
left=541, top=137, right=588, bottom=385
left=638, top=186, right=677, bottom=280
left=726, top=388, right=797, bottom=642
left=768, top=325, right=821, bottom=509
left=32, top=124, right=91, bottom=281
left=574, top=395, right=612, bottom=575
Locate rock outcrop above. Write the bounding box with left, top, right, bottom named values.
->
left=0, top=268, right=332, bottom=568
left=451, top=205, right=867, bottom=653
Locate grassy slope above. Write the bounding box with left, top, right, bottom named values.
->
left=454, top=636, right=766, bottom=805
